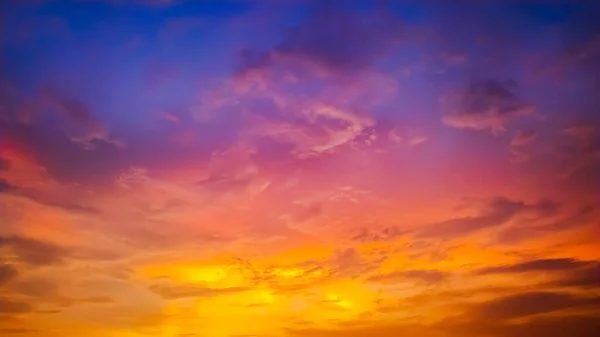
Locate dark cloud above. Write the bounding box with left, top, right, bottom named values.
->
left=289, top=312, right=600, bottom=337
left=0, top=329, right=39, bottom=334
left=0, top=235, right=67, bottom=266
left=0, top=264, right=19, bottom=286
left=275, top=2, right=403, bottom=72
left=10, top=278, right=60, bottom=298
left=442, top=80, right=536, bottom=133
left=0, top=176, right=101, bottom=215
left=417, top=197, right=558, bottom=240
left=448, top=314, right=600, bottom=337
left=559, top=122, right=599, bottom=184
left=352, top=197, right=562, bottom=245
left=2, top=82, right=118, bottom=149
left=287, top=322, right=427, bottom=337
left=0, top=298, right=33, bottom=314
left=0, top=122, right=128, bottom=185
left=44, top=89, right=116, bottom=148
left=548, top=262, right=600, bottom=289
left=8, top=277, right=115, bottom=308
left=368, top=269, right=449, bottom=284
left=0, top=179, right=17, bottom=193
left=474, top=258, right=594, bottom=275
left=23, top=193, right=102, bottom=214
left=0, top=157, right=10, bottom=171
left=472, top=291, right=599, bottom=320
left=496, top=203, right=598, bottom=244
left=148, top=283, right=248, bottom=300
left=238, top=1, right=405, bottom=77
left=353, top=198, right=560, bottom=243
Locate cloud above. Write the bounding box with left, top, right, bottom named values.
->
left=329, top=247, right=386, bottom=279
left=350, top=226, right=409, bottom=243
left=442, top=80, right=537, bottom=133
left=510, top=130, right=537, bottom=147
left=0, top=176, right=101, bottom=214
left=287, top=322, right=426, bottom=337
left=144, top=62, right=180, bottom=88
left=474, top=258, right=595, bottom=275
left=238, top=2, right=404, bottom=76
left=43, top=88, right=121, bottom=149
left=0, top=156, right=10, bottom=170
left=472, top=291, right=599, bottom=320
left=0, top=124, right=126, bottom=185
left=77, top=296, right=115, bottom=304
left=5, top=189, right=101, bottom=215
left=368, top=269, right=449, bottom=285
left=0, top=298, right=33, bottom=314
left=0, top=179, right=17, bottom=193
left=448, top=314, right=600, bottom=337
left=0, top=329, right=39, bottom=334
left=509, top=130, right=536, bottom=162
left=148, top=283, right=248, bottom=300
left=472, top=292, right=600, bottom=320
left=416, top=197, right=558, bottom=239
left=244, top=102, right=376, bottom=158
left=219, top=5, right=406, bottom=161
left=496, top=203, right=598, bottom=244
left=6, top=276, right=116, bottom=309
left=0, top=264, right=19, bottom=286
left=559, top=122, right=599, bottom=181
left=563, top=123, right=597, bottom=144
left=548, top=262, right=600, bottom=289
left=287, top=314, right=600, bottom=337
left=0, top=328, right=39, bottom=334
left=0, top=235, right=67, bottom=266
left=1, top=1, right=599, bottom=335
left=10, top=278, right=61, bottom=299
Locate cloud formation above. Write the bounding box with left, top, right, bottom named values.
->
left=0, top=236, right=67, bottom=266
left=442, top=80, right=537, bottom=133
left=0, top=0, right=598, bottom=336
left=471, top=291, right=599, bottom=320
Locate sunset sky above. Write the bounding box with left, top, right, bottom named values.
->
left=1, top=1, right=599, bottom=336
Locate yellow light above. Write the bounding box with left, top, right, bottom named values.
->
left=326, top=293, right=352, bottom=308
left=260, top=289, right=274, bottom=304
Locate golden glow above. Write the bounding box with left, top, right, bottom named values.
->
left=1, top=2, right=598, bottom=336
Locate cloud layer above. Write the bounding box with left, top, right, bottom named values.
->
left=0, top=0, right=599, bottom=336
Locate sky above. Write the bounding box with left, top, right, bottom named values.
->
left=0, top=0, right=599, bottom=336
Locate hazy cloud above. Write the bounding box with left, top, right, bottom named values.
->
left=548, top=262, right=600, bottom=289
left=0, top=298, right=33, bottom=314
left=442, top=80, right=536, bottom=133
left=417, top=197, right=558, bottom=239
left=0, top=264, right=19, bottom=286
left=368, top=269, right=449, bottom=285
left=238, top=2, right=405, bottom=76
left=0, top=236, right=67, bottom=266
left=472, top=291, right=599, bottom=320
left=510, top=129, right=537, bottom=147
left=149, top=283, right=249, bottom=300
left=474, top=258, right=595, bottom=275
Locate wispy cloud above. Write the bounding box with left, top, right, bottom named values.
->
left=0, top=1, right=598, bottom=335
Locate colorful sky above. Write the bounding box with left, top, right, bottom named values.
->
left=1, top=1, right=599, bottom=336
